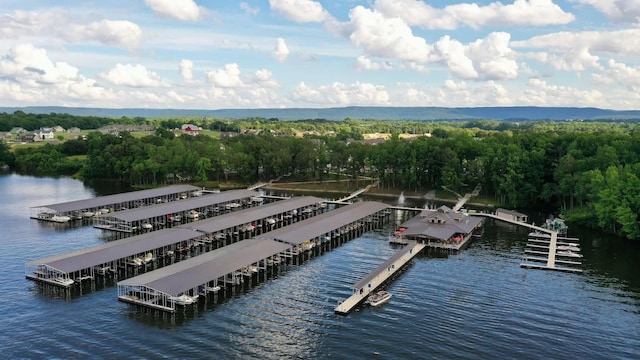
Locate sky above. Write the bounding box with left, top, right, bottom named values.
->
left=0, top=0, right=639, bottom=110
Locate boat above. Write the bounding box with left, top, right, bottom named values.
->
left=556, top=250, right=583, bottom=258
left=81, top=211, right=95, bottom=218
left=187, top=210, right=200, bottom=219
left=141, top=222, right=153, bottom=230
left=54, top=277, right=74, bottom=286
left=172, top=215, right=182, bottom=222
left=366, top=291, right=392, bottom=307
left=557, top=245, right=580, bottom=251
left=169, top=294, right=196, bottom=305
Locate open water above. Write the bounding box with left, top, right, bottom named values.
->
left=1, top=173, right=639, bottom=359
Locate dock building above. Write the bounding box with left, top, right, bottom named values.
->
left=391, top=205, right=483, bottom=250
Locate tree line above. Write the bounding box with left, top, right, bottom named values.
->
left=2, top=114, right=639, bottom=240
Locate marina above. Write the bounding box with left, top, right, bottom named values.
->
left=25, top=196, right=328, bottom=288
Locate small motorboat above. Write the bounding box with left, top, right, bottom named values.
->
left=141, top=222, right=153, bottom=230
left=366, top=290, right=392, bottom=307
left=556, top=250, right=583, bottom=258
left=169, top=294, right=196, bottom=306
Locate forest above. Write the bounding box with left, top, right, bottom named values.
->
left=2, top=112, right=639, bottom=241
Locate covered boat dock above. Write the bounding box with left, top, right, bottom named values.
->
left=30, top=185, right=201, bottom=221
left=93, top=189, right=261, bottom=235
left=117, top=201, right=391, bottom=312
left=117, top=239, right=292, bottom=312
left=25, top=196, right=328, bottom=287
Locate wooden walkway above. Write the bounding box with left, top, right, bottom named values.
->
left=334, top=241, right=425, bottom=315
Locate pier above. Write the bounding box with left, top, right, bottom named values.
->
left=334, top=241, right=426, bottom=315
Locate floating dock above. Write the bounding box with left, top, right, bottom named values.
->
left=334, top=241, right=425, bottom=315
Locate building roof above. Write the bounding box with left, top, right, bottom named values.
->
left=119, top=239, right=290, bottom=295
left=26, top=228, right=201, bottom=273
left=33, top=185, right=200, bottom=213
left=95, top=189, right=258, bottom=222
left=400, top=206, right=482, bottom=241
left=183, top=196, right=324, bottom=234
left=261, top=201, right=388, bottom=246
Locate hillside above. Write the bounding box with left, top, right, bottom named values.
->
left=2, top=106, right=639, bottom=121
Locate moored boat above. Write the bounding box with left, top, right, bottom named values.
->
left=169, top=294, right=196, bottom=305
left=366, top=290, right=392, bottom=307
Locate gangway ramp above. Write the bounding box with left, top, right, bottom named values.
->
left=335, top=241, right=425, bottom=315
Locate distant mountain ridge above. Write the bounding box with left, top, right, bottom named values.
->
left=2, top=106, right=639, bottom=121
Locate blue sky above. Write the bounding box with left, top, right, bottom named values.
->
left=0, top=0, right=639, bottom=110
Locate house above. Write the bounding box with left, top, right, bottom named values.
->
left=67, top=127, right=81, bottom=133
left=181, top=124, right=201, bottom=136
left=495, top=208, right=528, bottom=223
left=38, top=128, right=55, bottom=140
left=18, top=134, right=38, bottom=142
left=10, top=127, right=27, bottom=134
left=52, top=125, right=65, bottom=133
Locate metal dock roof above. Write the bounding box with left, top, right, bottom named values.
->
left=25, top=228, right=201, bottom=273
left=183, top=196, right=325, bottom=234
left=263, top=201, right=388, bottom=245
left=118, top=239, right=290, bottom=295
left=95, top=189, right=258, bottom=222
left=32, top=185, right=200, bottom=212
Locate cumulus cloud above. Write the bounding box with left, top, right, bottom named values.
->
left=592, top=59, right=640, bottom=86
left=100, top=63, right=169, bottom=87
left=373, top=0, right=574, bottom=30
left=293, top=81, right=390, bottom=105
left=514, top=29, right=640, bottom=72
left=254, top=69, right=279, bottom=88
left=144, top=0, right=203, bottom=21
left=272, top=38, right=290, bottom=63
left=269, top=0, right=333, bottom=23
left=206, top=63, right=243, bottom=88
left=348, top=6, right=433, bottom=63
left=355, top=56, right=393, bottom=71
left=0, top=11, right=142, bottom=50
left=575, top=0, right=640, bottom=24
left=240, top=2, right=260, bottom=16
left=180, top=59, right=193, bottom=81
left=73, top=20, right=143, bottom=50
left=445, top=0, right=575, bottom=28
left=519, top=78, right=603, bottom=106
left=0, top=43, right=113, bottom=105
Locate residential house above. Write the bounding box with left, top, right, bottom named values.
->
left=181, top=124, right=201, bottom=136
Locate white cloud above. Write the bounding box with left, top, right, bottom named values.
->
left=207, top=63, right=243, bottom=88
left=592, top=59, right=640, bottom=86
left=465, top=32, right=518, bottom=80
left=514, top=29, right=640, bottom=57
left=519, top=78, right=603, bottom=106
left=272, top=38, right=290, bottom=63
left=373, top=0, right=574, bottom=30
left=355, top=56, right=393, bottom=71
left=0, top=43, right=80, bottom=84
left=373, top=0, right=457, bottom=30
left=348, top=6, right=433, bottom=63
left=254, top=69, right=279, bottom=88
left=575, top=0, right=640, bottom=24
left=73, top=20, right=142, bottom=50
left=0, top=11, right=142, bottom=50
left=446, top=0, right=575, bottom=28
left=293, top=81, right=390, bottom=105
left=269, top=0, right=333, bottom=23
left=100, top=63, right=169, bottom=87
left=144, top=0, right=203, bottom=21
left=240, top=2, right=260, bottom=16
left=180, top=59, right=193, bottom=81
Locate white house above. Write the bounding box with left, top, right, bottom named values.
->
left=38, top=127, right=55, bottom=140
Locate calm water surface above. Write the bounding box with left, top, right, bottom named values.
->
left=1, top=174, right=639, bottom=359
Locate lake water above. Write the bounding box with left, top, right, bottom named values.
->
left=1, top=174, right=639, bottom=359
